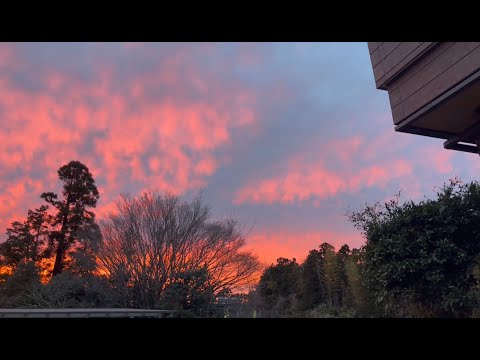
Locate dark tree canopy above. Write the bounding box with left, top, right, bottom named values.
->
left=253, top=243, right=374, bottom=318
left=160, top=268, right=216, bottom=317
left=298, top=243, right=352, bottom=311
left=258, top=257, right=301, bottom=315
left=0, top=205, right=50, bottom=269
left=347, top=179, right=480, bottom=317
left=299, top=250, right=323, bottom=310
left=41, top=161, right=100, bottom=276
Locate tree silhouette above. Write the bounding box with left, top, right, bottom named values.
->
left=41, top=161, right=99, bottom=277
left=258, top=257, right=300, bottom=315
left=0, top=205, right=50, bottom=269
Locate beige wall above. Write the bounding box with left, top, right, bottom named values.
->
left=369, top=42, right=480, bottom=125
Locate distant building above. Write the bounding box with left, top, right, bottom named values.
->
left=368, top=42, right=480, bottom=155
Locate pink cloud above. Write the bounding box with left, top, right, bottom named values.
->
left=421, top=146, right=454, bottom=174
left=235, top=135, right=416, bottom=205
left=0, top=43, right=473, bottom=269
left=0, top=44, right=258, bottom=238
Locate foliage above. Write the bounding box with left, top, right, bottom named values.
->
left=67, top=222, right=102, bottom=277
left=9, top=272, right=114, bottom=309
left=255, top=243, right=376, bottom=317
left=0, top=206, right=51, bottom=269
left=0, top=160, right=100, bottom=280
left=160, top=268, right=215, bottom=317
left=41, top=160, right=100, bottom=276
left=0, top=262, right=41, bottom=307
left=304, top=303, right=356, bottom=318
left=347, top=179, right=480, bottom=317
left=297, top=243, right=355, bottom=311
left=257, top=257, right=301, bottom=316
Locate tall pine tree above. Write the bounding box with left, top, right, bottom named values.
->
left=41, top=161, right=99, bottom=276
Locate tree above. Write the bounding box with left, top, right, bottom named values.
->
left=8, top=272, right=114, bottom=309
left=41, top=161, right=99, bottom=276
left=344, top=247, right=377, bottom=317
left=0, top=262, right=41, bottom=307
left=320, top=242, right=338, bottom=307
left=293, top=242, right=371, bottom=317
left=299, top=250, right=323, bottom=310
left=97, top=191, right=262, bottom=309
left=347, top=179, right=480, bottom=317
left=0, top=205, right=51, bottom=274
left=67, top=222, right=102, bottom=277
left=298, top=243, right=341, bottom=310
left=335, top=244, right=351, bottom=306
left=160, top=268, right=215, bottom=317
left=257, top=257, right=301, bottom=315
left=0, top=213, right=46, bottom=305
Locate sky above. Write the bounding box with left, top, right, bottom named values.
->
left=1, top=42, right=479, bottom=266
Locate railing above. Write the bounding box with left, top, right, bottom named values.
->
left=0, top=308, right=176, bottom=318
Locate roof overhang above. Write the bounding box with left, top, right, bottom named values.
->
left=395, top=67, right=480, bottom=154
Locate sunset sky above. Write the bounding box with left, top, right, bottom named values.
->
left=1, top=42, right=479, bottom=265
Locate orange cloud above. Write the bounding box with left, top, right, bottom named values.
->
left=244, top=229, right=363, bottom=266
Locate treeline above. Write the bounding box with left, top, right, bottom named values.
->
left=246, top=179, right=480, bottom=318
left=246, top=244, right=375, bottom=318
left=0, top=161, right=262, bottom=317
left=2, top=161, right=480, bottom=318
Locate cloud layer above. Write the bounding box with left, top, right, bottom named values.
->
left=1, top=42, right=478, bottom=264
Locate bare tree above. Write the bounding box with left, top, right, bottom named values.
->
left=97, top=191, right=262, bottom=309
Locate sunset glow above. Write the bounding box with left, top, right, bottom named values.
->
left=1, top=42, right=479, bottom=267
